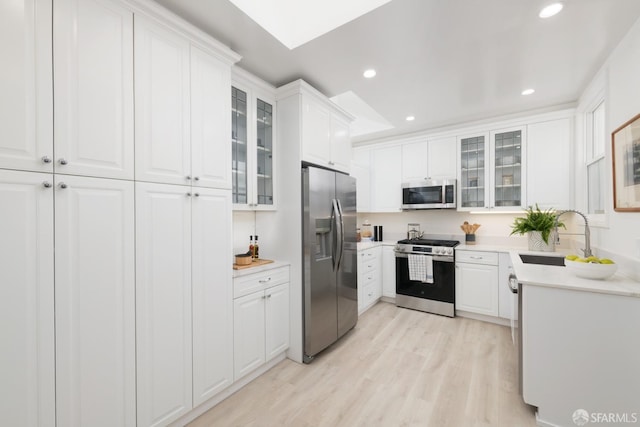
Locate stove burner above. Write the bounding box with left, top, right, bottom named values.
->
left=396, top=238, right=460, bottom=247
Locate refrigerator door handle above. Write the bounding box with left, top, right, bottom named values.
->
left=331, top=199, right=343, bottom=272
left=335, top=199, right=345, bottom=272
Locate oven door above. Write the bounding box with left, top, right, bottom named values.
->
left=395, top=253, right=455, bottom=303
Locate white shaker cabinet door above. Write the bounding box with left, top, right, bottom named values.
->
left=265, top=283, right=290, bottom=361
left=427, top=136, right=457, bottom=179
left=301, top=96, right=331, bottom=167
left=234, top=291, right=266, bottom=380
left=191, top=45, right=232, bottom=189
left=370, top=145, right=402, bottom=212
left=0, top=0, right=53, bottom=173
left=0, top=170, right=55, bottom=427
left=54, top=176, right=135, bottom=427
left=135, top=15, right=191, bottom=186
left=192, top=188, right=233, bottom=406
left=455, top=262, right=499, bottom=317
left=330, top=114, right=351, bottom=173
left=53, top=0, right=134, bottom=179
left=136, top=182, right=193, bottom=427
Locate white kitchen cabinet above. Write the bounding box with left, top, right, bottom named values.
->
left=526, top=118, right=572, bottom=210
left=53, top=0, right=134, bottom=180
left=401, top=136, right=457, bottom=183
left=191, top=45, right=232, bottom=190
left=357, top=246, right=382, bottom=313
left=0, top=0, right=53, bottom=173
left=351, top=148, right=371, bottom=212
left=382, top=245, right=397, bottom=299
left=300, top=94, right=352, bottom=173
left=135, top=182, right=193, bottom=426
left=232, top=72, right=277, bottom=209
left=192, top=188, right=233, bottom=406
left=233, top=267, right=290, bottom=380
left=280, top=81, right=353, bottom=174
left=0, top=170, right=55, bottom=427
left=370, top=145, right=402, bottom=212
left=134, top=15, right=191, bottom=186
left=458, top=127, right=526, bottom=211
left=54, top=175, right=135, bottom=427
left=455, top=250, right=499, bottom=316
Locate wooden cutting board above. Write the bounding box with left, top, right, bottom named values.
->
left=233, top=259, right=274, bottom=270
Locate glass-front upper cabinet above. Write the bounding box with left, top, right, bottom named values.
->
left=458, top=127, right=525, bottom=211
left=232, top=87, right=248, bottom=204
left=231, top=72, right=276, bottom=210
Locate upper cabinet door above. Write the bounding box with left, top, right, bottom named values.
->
left=330, top=114, right=351, bottom=173
left=427, top=136, right=457, bottom=180
left=0, top=170, right=55, bottom=427
left=54, top=0, right=134, bottom=180
left=458, top=134, right=489, bottom=210
left=54, top=175, right=135, bottom=427
left=135, top=15, right=191, bottom=185
left=191, top=45, right=232, bottom=189
left=0, top=0, right=53, bottom=173
left=490, top=127, right=525, bottom=210
left=401, top=140, right=429, bottom=182
left=301, top=96, right=331, bottom=167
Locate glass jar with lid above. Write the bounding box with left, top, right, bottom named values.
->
left=361, top=220, right=373, bottom=241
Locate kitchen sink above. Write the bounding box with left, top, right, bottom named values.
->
left=519, top=254, right=565, bottom=266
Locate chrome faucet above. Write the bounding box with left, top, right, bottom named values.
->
left=554, top=210, right=592, bottom=258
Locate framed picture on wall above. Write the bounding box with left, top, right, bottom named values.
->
left=612, top=112, right=640, bottom=212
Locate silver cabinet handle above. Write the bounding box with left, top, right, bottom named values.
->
left=186, top=192, right=191, bottom=197
left=194, top=176, right=200, bottom=181
left=42, top=156, right=52, bottom=164
left=194, top=193, right=200, bottom=197
left=258, top=278, right=271, bottom=283
left=186, top=176, right=191, bottom=180
left=59, top=158, right=67, bottom=165
left=58, top=182, right=67, bottom=189
left=43, top=181, right=52, bottom=188
left=470, top=256, right=483, bottom=259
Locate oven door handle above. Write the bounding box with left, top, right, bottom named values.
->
left=394, top=251, right=454, bottom=262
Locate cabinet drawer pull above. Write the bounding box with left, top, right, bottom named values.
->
left=258, top=277, right=271, bottom=283
left=470, top=256, right=483, bottom=259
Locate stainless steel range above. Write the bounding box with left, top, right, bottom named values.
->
left=395, top=238, right=459, bottom=317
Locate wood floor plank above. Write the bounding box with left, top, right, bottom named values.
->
left=188, top=302, right=537, bottom=427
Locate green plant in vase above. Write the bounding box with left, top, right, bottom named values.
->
left=510, top=204, right=565, bottom=250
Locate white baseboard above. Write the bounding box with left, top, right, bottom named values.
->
left=456, top=310, right=510, bottom=326
left=169, top=353, right=287, bottom=426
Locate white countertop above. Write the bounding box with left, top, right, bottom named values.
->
left=357, top=240, right=397, bottom=250
left=232, top=260, right=291, bottom=278
left=508, top=250, right=640, bottom=298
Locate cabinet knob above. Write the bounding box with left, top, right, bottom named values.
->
left=42, top=181, right=52, bottom=188
left=58, top=182, right=67, bottom=189
left=186, top=175, right=191, bottom=180
left=194, top=176, right=200, bottom=181
left=59, top=158, right=67, bottom=165
left=42, top=156, right=52, bottom=164
left=186, top=192, right=192, bottom=197
left=194, top=193, right=200, bottom=197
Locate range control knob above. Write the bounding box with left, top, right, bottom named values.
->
left=433, top=247, right=441, bottom=255
left=446, top=248, right=453, bottom=255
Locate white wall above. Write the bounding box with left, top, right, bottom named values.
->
left=576, top=16, right=640, bottom=278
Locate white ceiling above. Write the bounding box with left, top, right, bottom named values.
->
left=153, top=0, right=640, bottom=142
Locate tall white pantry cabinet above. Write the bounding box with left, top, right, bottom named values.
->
left=0, top=1, right=240, bottom=427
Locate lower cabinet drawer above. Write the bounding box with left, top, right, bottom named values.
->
left=234, top=266, right=290, bottom=298
left=456, top=250, right=499, bottom=265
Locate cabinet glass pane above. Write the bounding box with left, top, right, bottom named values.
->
left=256, top=99, right=273, bottom=205
left=232, top=87, right=247, bottom=204
left=494, top=130, right=521, bottom=207
left=460, top=136, right=485, bottom=208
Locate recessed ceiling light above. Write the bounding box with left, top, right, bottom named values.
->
left=363, top=69, right=377, bottom=78
left=539, top=3, right=563, bottom=18
left=406, top=116, right=415, bottom=121
left=521, top=88, right=535, bottom=96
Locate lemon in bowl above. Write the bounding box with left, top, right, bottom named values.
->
left=564, top=255, right=617, bottom=280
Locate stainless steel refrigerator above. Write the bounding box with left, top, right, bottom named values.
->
left=302, top=165, right=358, bottom=363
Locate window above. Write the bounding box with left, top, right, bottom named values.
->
left=586, top=101, right=606, bottom=215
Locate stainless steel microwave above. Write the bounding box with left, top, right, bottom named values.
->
left=401, top=179, right=456, bottom=209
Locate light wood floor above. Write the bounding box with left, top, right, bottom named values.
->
left=189, top=302, right=537, bottom=427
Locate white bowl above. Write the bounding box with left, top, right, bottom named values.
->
left=565, top=259, right=617, bottom=280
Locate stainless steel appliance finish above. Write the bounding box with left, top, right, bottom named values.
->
left=508, top=273, right=523, bottom=396
left=401, top=178, right=456, bottom=210
left=395, top=238, right=459, bottom=317
left=302, top=166, right=357, bottom=363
